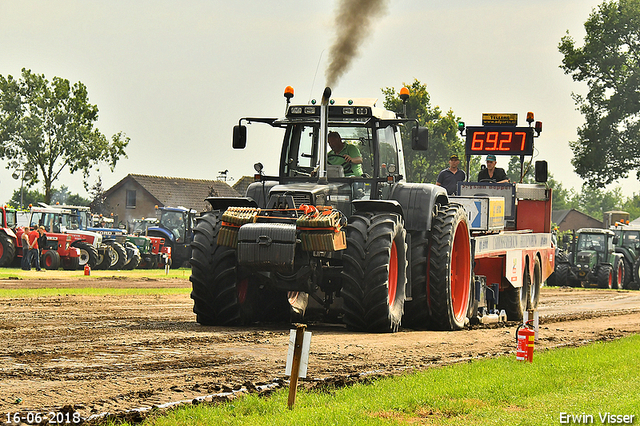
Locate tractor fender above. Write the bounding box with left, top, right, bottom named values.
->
left=206, top=197, right=259, bottom=212
left=388, top=182, right=449, bottom=232
left=147, top=227, right=174, bottom=244
left=245, top=181, right=280, bottom=208
left=352, top=200, right=404, bottom=217
left=1, top=228, right=17, bottom=240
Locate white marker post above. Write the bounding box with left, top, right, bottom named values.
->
left=286, top=324, right=311, bottom=409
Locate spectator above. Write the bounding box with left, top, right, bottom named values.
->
left=436, top=154, right=466, bottom=195
left=37, top=226, right=48, bottom=260
left=20, top=227, right=30, bottom=270
left=27, top=226, right=42, bottom=271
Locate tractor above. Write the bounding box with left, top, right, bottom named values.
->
left=146, top=206, right=197, bottom=268
left=611, top=223, right=640, bottom=290
left=0, top=206, right=18, bottom=267
left=561, top=228, right=624, bottom=289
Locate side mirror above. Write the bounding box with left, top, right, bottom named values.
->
left=411, top=126, right=428, bottom=151
left=233, top=125, right=247, bottom=149
left=535, top=160, right=548, bottom=183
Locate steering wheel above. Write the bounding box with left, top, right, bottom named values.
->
left=479, top=178, right=497, bottom=183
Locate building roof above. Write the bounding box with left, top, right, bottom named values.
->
left=232, top=176, right=254, bottom=197
left=552, top=209, right=572, bottom=225
left=105, top=174, right=239, bottom=211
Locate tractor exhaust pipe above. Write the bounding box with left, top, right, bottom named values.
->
left=318, top=86, right=331, bottom=182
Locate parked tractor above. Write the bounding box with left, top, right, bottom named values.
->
left=146, top=206, right=197, bottom=267
left=611, top=223, right=640, bottom=290
left=189, top=86, right=555, bottom=332
left=560, top=228, right=624, bottom=289
left=0, top=206, right=18, bottom=267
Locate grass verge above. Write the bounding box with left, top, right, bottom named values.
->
left=112, top=334, right=640, bottom=426
left=0, top=267, right=191, bottom=281
left=0, top=287, right=191, bottom=297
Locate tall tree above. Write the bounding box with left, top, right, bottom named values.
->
left=382, top=79, right=464, bottom=183
left=0, top=68, right=129, bottom=203
left=559, top=0, right=640, bottom=187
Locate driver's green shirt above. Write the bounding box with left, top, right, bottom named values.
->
left=327, top=143, right=363, bottom=176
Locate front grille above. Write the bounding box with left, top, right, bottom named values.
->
left=270, top=192, right=313, bottom=208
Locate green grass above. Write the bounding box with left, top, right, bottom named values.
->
left=114, top=334, right=640, bottom=426
left=0, top=287, right=191, bottom=297
left=0, top=267, right=191, bottom=281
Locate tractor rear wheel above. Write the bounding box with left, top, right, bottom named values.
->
left=622, top=258, right=633, bottom=288
left=631, top=257, right=640, bottom=290
left=555, top=263, right=569, bottom=287
left=342, top=211, right=407, bottom=332
left=0, top=233, right=16, bottom=267
left=41, top=250, right=61, bottom=270
left=427, top=204, right=472, bottom=330
left=190, top=212, right=266, bottom=326
left=94, top=249, right=111, bottom=270
left=402, top=231, right=429, bottom=329
left=123, top=242, right=141, bottom=270
left=597, top=265, right=613, bottom=289
left=72, top=241, right=98, bottom=268
left=106, top=241, right=127, bottom=270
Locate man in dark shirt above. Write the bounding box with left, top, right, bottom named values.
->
left=436, top=154, right=466, bottom=195
left=477, top=154, right=509, bottom=183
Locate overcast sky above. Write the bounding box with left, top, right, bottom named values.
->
left=1, top=0, right=631, bottom=206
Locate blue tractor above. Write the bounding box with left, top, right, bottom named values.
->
left=146, top=206, right=197, bottom=268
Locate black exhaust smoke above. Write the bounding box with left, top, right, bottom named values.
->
left=325, top=0, right=389, bottom=88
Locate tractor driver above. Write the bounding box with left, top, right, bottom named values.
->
left=327, top=131, right=363, bottom=177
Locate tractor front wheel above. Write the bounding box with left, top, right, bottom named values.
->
left=342, top=211, right=407, bottom=332
left=597, top=265, right=613, bottom=289
left=41, top=250, right=61, bottom=270
left=613, top=258, right=624, bottom=290
left=631, top=257, right=640, bottom=290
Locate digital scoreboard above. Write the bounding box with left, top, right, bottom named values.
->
left=465, top=126, right=534, bottom=156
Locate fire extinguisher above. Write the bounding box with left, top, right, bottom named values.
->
left=84, top=264, right=91, bottom=276
left=516, top=322, right=535, bottom=362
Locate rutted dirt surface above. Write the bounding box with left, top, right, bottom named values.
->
left=1, top=279, right=640, bottom=424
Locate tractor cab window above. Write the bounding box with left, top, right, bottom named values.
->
left=161, top=211, right=185, bottom=242
left=377, top=126, right=399, bottom=178
left=283, top=125, right=317, bottom=177
left=6, top=211, right=16, bottom=229
left=624, top=231, right=640, bottom=247
left=67, top=214, right=80, bottom=230
left=328, top=126, right=373, bottom=178
left=577, top=233, right=606, bottom=253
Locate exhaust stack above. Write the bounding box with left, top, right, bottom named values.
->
left=318, top=86, right=332, bottom=181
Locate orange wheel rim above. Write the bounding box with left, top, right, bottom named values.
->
left=451, top=220, right=471, bottom=320
left=388, top=241, right=398, bottom=307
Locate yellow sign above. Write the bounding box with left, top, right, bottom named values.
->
left=482, top=113, right=518, bottom=126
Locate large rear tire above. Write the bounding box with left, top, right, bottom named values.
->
left=555, top=263, right=569, bottom=287
left=613, top=258, right=624, bottom=290
left=123, top=242, right=141, bottom=270
left=500, top=267, right=529, bottom=322
left=106, top=241, right=127, bottom=270
left=631, top=257, right=640, bottom=290
left=622, top=258, right=633, bottom=289
left=0, top=233, right=16, bottom=267
left=189, top=212, right=264, bottom=326
left=341, top=212, right=407, bottom=332
left=62, top=255, right=80, bottom=271
left=426, top=204, right=472, bottom=330
left=402, top=231, right=429, bottom=329
left=72, top=241, right=98, bottom=268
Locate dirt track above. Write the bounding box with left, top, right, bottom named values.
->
left=1, top=279, right=640, bottom=424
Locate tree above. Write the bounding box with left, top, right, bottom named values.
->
left=9, top=185, right=90, bottom=208
left=559, top=0, right=640, bottom=187
left=0, top=68, right=129, bottom=203
left=382, top=79, right=464, bottom=183
left=89, top=177, right=110, bottom=216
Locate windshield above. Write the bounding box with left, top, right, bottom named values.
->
left=281, top=124, right=402, bottom=179
left=577, top=233, right=606, bottom=253
left=6, top=211, right=16, bottom=228
left=160, top=211, right=185, bottom=241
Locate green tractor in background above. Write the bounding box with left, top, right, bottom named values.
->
left=611, top=224, right=640, bottom=290
left=559, top=228, right=624, bottom=289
